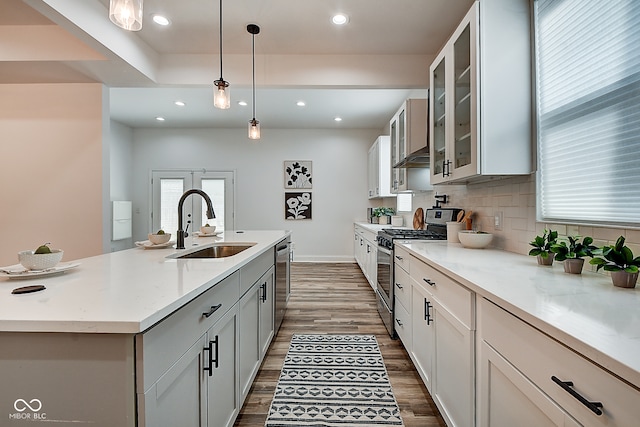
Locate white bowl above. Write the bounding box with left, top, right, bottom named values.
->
left=148, top=233, right=171, bottom=245
left=200, top=225, right=216, bottom=234
left=18, top=249, right=64, bottom=270
left=458, top=231, right=493, bottom=249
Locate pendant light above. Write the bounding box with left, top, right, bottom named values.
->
left=109, top=0, right=143, bottom=31
left=247, top=24, right=260, bottom=139
left=213, top=0, right=230, bottom=109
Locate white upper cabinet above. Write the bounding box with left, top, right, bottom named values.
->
left=391, top=99, right=432, bottom=192
left=430, top=0, right=532, bottom=184
left=368, top=135, right=394, bottom=198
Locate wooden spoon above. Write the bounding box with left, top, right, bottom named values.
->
left=456, top=210, right=465, bottom=222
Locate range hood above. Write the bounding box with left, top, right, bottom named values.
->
left=393, top=147, right=430, bottom=168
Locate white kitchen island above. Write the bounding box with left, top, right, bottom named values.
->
left=0, top=230, right=290, bottom=427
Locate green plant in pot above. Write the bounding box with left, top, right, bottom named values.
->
left=529, top=229, right=558, bottom=266
left=373, top=207, right=396, bottom=225
left=550, top=236, right=596, bottom=274
left=589, top=236, right=640, bottom=288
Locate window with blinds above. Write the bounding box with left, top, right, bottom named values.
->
left=534, top=0, right=640, bottom=227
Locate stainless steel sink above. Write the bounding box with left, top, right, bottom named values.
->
left=175, top=244, right=255, bottom=259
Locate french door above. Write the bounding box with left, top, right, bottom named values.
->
left=151, top=170, right=235, bottom=235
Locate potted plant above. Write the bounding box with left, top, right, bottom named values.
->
left=529, top=229, right=558, bottom=266
left=550, top=236, right=596, bottom=274
left=589, top=236, right=640, bottom=288
left=373, top=207, right=396, bottom=225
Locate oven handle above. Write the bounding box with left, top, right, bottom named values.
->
left=377, top=245, right=392, bottom=255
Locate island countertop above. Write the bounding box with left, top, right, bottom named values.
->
left=399, top=241, right=640, bottom=390
left=0, top=230, right=290, bottom=334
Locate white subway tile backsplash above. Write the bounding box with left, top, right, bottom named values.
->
left=418, top=175, right=640, bottom=257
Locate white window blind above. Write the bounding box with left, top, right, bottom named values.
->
left=535, top=0, right=640, bottom=227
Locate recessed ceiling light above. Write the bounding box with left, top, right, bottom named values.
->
left=152, top=14, right=171, bottom=26
left=332, top=14, right=349, bottom=25
left=238, top=100, right=248, bottom=106
left=334, top=117, right=343, bottom=122
left=296, top=101, right=306, bottom=107
left=174, top=101, right=186, bottom=107
left=155, top=116, right=165, bottom=122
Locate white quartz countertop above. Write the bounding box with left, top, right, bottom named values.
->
left=399, top=241, right=640, bottom=389
left=355, top=222, right=410, bottom=233
left=0, top=230, right=290, bottom=334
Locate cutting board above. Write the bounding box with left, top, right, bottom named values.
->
left=412, top=208, right=424, bottom=230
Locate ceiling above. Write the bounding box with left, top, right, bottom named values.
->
left=4, top=0, right=475, bottom=129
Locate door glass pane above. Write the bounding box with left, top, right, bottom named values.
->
left=160, top=179, right=184, bottom=234
left=454, top=24, right=472, bottom=169
left=201, top=179, right=225, bottom=232
left=433, top=58, right=447, bottom=175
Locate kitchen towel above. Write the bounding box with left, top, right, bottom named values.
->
left=265, top=334, right=404, bottom=427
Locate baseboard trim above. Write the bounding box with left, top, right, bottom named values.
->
left=292, top=255, right=355, bottom=263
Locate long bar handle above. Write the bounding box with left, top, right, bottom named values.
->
left=551, top=376, right=603, bottom=416
left=202, top=304, right=222, bottom=318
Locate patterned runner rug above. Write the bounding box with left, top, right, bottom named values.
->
left=265, top=334, right=404, bottom=427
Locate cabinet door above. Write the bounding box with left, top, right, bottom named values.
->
left=141, top=334, right=207, bottom=427
left=206, top=306, right=239, bottom=427
left=450, top=7, right=478, bottom=180
left=239, top=283, right=260, bottom=401
left=410, top=283, right=434, bottom=392
left=368, top=142, right=377, bottom=198
left=432, top=299, right=474, bottom=427
left=430, top=51, right=448, bottom=184
left=478, top=341, right=580, bottom=427
left=259, top=270, right=275, bottom=358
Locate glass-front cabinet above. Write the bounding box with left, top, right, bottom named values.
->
left=431, top=56, right=447, bottom=177
left=390, top=109, right=406, bottom=192
left=429, top=0, right=532, bottom=184
left=430, top=4, right=477, bottom=184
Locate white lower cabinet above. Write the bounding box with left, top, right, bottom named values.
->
left=397, top=252, right=475, bottom=427
left=137, top=251, right=276, bottom=427
left=354, top=224, right=377, bottom=291
left=239, top=267, right=275, bottom=400
left=140, top=305, right=239, bottom=427
left=478, top=340, right=580, bottom=427
left=477, top=297, right=640, bottom=427
left=206, top=307, right=239, bottom=427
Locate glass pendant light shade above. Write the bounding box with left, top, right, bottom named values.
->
left=213, top=0, right=229, bottom=109
left=109, top=0, right=143, bottom=31
left=248, top=119, right=260, bottom=139
left=248, top=24, right=260, bottom=139
left=213, top=79, right=230, bottom=109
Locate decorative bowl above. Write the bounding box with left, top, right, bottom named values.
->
left=200, top=225, right=216, bottom=234
left=148, top=233, right=171, bottom=245
left=18, top=249, right=64, bottom=270
left=458, top=231, right=493, bottom=249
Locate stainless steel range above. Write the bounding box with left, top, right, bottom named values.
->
left=376, top=207, right=462, bottom=337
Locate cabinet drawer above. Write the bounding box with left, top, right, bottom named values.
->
left=479, top=298, right=640, bottom=426
left=136, top=271, right=240, bottom=393
left=394, top=265, right=411, bottom=311
left=240, top=250, right=274, bottom=296
left=411, top=257, right=474, bottom=329
left=394, top=298, right=412, bottom=346
left=394, top=246, right=411, bottom=273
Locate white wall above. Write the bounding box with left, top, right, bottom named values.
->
left=109, top=120, right=135, bottom=252
left=0, top=83, right=104, bottom=266
left=129, top=127, right=380, bottom=262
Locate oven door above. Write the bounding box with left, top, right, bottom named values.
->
left=376, top=244, right=395, bottom=337
left=376, top=245, right=392, bottom=306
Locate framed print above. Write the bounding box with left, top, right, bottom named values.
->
left=285, top=192, right=312, bottom=220
left=284, top=161, right=312, bottom=189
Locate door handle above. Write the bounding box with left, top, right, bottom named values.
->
left=551, top=376, right=602, bottom=415
left=202, top=304, right=222, bottom=318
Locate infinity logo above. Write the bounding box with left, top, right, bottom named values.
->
left=14, top=399, right=42, bottom=412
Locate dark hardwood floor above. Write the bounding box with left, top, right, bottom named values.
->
left=234, top=262, right=446, bottom=427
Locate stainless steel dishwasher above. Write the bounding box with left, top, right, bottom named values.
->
left=274, top=237, right=291, bottom=333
